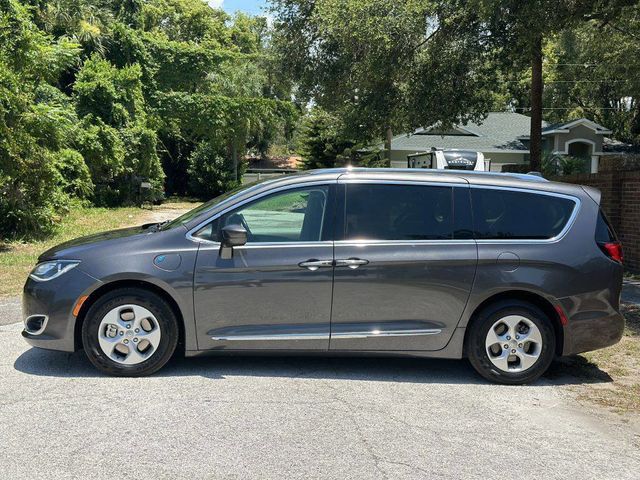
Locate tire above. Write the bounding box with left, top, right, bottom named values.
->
left=81, top=288, right=179, bottom=376
left=466, top=300, right=556, bottom=385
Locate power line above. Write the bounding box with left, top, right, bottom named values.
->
left=543, top=63, right=633, bottom=66
left=502, top=80, right=628, bottom=83
left=545, top=80, right=627, bottom=83
left=514, top=107, right=631, bottom=111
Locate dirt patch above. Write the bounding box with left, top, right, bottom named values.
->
left=137, top=202, right=198, bottom=225
left=554, top=303, right=640, bottom=416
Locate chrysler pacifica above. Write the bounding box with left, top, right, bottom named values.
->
left=22, top=168, right=625, bottom=384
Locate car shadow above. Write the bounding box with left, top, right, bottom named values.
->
left=13, top=348, right=613, bottom=386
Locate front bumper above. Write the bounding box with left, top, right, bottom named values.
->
left=22, top=268, right=100, bottom=352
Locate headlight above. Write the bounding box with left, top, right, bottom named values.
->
left=29, top=260, right=80, bottom=282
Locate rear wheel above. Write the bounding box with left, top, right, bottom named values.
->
left=81, top=288, right=178, bottom=376
left=467, top=300, right=555, bottom=385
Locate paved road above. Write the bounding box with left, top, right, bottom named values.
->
left=0, top=296, right=20, bottom=326
left=1, top=302, right=639, bottom=479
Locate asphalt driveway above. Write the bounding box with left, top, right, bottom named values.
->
left=1, top=300, right=639, bottom=479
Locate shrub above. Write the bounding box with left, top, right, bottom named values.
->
left=187, top=141, right=239, bottom=199
left=54, top=148, right=94, bottom=199
left=296, top=108, right=355, bottom=169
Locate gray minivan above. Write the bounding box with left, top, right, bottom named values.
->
left=22, top=168, right=625, bottom=384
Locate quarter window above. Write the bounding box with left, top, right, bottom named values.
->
left=344, top=184, right=454, bottom=240
left=471, top=188, right=576, bottom=240
left=195, top=186, right=330, bottom=243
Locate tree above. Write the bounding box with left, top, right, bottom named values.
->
left=73, top=56, right=164, bottom=204
left=0, top=0, right=83, bottom=238
left=542, top=7, right=640, bottom=145
left=271, top=0, right=498, bottom=158
left=473, top=0, right=637, bottom=170
left=296, top=108, right=355, bottom=169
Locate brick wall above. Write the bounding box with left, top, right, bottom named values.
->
left=552, top=170, right=640, bottom=273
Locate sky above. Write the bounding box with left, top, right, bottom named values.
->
left=207, top=0, right=269, bottom=16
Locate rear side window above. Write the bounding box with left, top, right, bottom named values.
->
left=595, top=209, right=617, bottom=243
left=344, top=184, right=453, bottom=240
left=471, top=188, right=576, bottom=240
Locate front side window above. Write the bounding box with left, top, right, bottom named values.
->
left=344, top=184, right=454, bottom=240
left=471, top=188, right=576, bottom=240
left=195, top=185, right=330, bottom=243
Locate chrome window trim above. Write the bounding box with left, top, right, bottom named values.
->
left=237, top=241, right=333, bottom=250
left=335, top=239, right=475, bottom=247
left=186, top=181, right=335, bottom=245
left=468, top=184, right=581, bottom=244
left=188, top=179, right=581, bottom=246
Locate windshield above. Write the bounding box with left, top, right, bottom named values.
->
left=162, top=181, right=263, bottom=229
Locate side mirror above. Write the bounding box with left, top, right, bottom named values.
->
left=219, top=224, right=247, bottom=259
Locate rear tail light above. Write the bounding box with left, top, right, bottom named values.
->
left=599, top=241, right=623, bottom=264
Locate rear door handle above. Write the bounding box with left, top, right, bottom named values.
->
left=335, top=258, right=369, bottom=269
left=299, top=259, right=334, bottom=271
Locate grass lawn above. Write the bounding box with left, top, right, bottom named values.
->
left=552, top=303, right=640, bottom=415
left=0, top=201, right=199, bottom=297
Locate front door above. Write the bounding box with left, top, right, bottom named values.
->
left=193, top=183, right=335, bottom=351
left=330, top=181, right=477, bottom=351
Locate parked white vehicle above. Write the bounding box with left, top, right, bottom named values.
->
left=407, top=149, right=487, bottom=171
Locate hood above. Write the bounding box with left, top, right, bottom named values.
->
left=38, top=225, right=153, bottom=261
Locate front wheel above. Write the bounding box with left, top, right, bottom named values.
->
left=81, top=288, right=179, bottom=376
left=467, top=300, right=556, bottom=385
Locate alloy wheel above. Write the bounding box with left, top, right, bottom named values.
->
left=97, top=304, right=162, bottom=365
left=485, top=315, right=543, bottom=373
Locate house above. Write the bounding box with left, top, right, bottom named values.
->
left=388, top=112, right=613, bottom=173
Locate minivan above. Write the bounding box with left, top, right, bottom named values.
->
left=22, top=168, right=625, bottom=384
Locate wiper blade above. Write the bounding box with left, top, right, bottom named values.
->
left=143, top=220, right=171, bottom=232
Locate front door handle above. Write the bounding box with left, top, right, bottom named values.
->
left=335, top=258, right=369, bottom=269
left=299, top=259, right=334, bottom=271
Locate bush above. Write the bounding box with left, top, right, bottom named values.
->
left=296, top=108, right=355, bottom=169
left=120, top=125, right=165, bottom=203
left=187, top=141, right=239, bottom=199
left=0, top=148, right=69, bottom=239
left=74, top=116, right=126, bottom=186
left=54, top=148, right=94, bottom=199
left=542, top=152, right=589, bottom=176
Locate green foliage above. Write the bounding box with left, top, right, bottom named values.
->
left=272, top=0, right=498, bottom=146
left=296, top=109, right=355, bottom=169
left=541, top=153, right=590, bottom=177
left=75, top=56, right=145, bottom=127
left=54, top=148, right=94, bottom=199
left=1, top=0, right=295, bottom=239
left=0, top=0, right=81, bottom=238
left=74, top=116, right=126, bottom=184
left=121, top=124, right=164, bottom=201
left=541, top=8, right=640, bottom=145
left=187, top=141, right=239, bottom=199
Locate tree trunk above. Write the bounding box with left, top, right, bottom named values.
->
left=384, top=126, right=393, bottom=163
left=529, top=35, right=543, bottom=172
left=231, top=141, right=238, bottom=182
